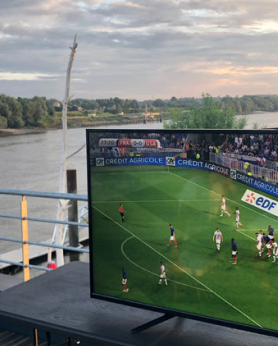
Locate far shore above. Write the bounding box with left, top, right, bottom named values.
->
left=2, top=110, right=277, bottom=137
left=0, top=118, right=164, bottom=137
left=0, top=128, right=50, bottom=137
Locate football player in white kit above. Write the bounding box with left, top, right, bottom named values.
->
left=272, top=240, right=278, bottom=263
left=220, top=195, right=231, bottom=217
left=213, top=228, right=223, bottom=251
left=158, top=261, right=168, bottom=286
left=235, top=207, right=243, bottom=229
left=265, top=237, right=273, bottom=258
left=255, top=232, right=263, bottom=257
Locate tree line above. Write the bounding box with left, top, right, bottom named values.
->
left=0, top=94, right=57, bottom=129
left=1, top=93, right=278, bottom=130
left=152, top=94, right=278, bottom=114
left=65, top=94, right=278, bottom=116
left=71, top=97, right=140, bottom=114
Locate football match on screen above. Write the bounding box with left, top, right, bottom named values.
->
left=87, top=130, right=278, bottom=332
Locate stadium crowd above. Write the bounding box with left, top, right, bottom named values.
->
left=224, top=134, right=278, bottom=162
left=182, top=133, right=278, bottom=165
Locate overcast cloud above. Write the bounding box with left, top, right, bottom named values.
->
left=1, top=0, right=278, bottom=100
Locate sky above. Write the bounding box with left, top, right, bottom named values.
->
left=1, top=0, right=278, bottom=101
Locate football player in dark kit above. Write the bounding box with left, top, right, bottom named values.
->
left=231, top=238, right=238, bottom=265
left=122, top=267, right=129, bottom=292
left=119, top=204, right=125, bottom=222
left=168, top=224, right=178, bottom=247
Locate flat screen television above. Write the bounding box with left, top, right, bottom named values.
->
left=86, top=129, right=278, bottom=336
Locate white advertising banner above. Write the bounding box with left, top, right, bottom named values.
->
left=241, top=189, right=278, bottom=217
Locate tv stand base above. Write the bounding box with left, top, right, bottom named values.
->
left=131, top=314, right=175, bottom=333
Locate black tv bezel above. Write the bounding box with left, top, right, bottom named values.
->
left=86, top=128, right=278, bottom=337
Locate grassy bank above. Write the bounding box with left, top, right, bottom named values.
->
left=0, top=129, right=48, bottom=137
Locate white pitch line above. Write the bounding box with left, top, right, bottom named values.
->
left=243, top=229, right=268, bottom=232
left=236, top=229, right=256, bottom=241
left=121, top=236, right=209, bottom=292
left=94, top=206, right=262, bottom=328
left=93, top=171, right=169, bottom=175
left=169, top=171, right=278, bottom=225
left=93, top=199, right=219, bottom=204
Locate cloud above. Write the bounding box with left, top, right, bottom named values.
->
left=0, top=72, right=60, bottom=81
left=1, top=0, right=278, bottom=99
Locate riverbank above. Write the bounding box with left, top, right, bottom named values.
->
left=0, top=119, right=163, bottom=137
left=0, top=129, right=48, bottom=137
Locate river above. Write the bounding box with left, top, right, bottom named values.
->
left=238, top=111, right=278, bottom=128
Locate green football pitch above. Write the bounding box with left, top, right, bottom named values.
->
left=90, top=165, right=278, bottom=331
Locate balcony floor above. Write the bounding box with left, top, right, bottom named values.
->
left=0, top=262, right=277, bottom=346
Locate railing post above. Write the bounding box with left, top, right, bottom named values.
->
left=46, top=331, right=51, bottom=346
left=67, top=169, right=80, bottom=262
left=32, top=328, right=39, bottom=346
left=21, top=196, right=30, bottom=281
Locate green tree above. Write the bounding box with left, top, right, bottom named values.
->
left=32, top=96, right=48, bottom=126
left=165, top=93, right=247, bottom=129
left=3, top=96, right=24, bottom=128
left=0, top=101, right=10, bottom=119
left=153, top=98, right=165, bottom=107
left=240, top=96, right=255, bottom=114
left=22, top=101, right=36, bottom=126
left=46, top=99, right=56, bottom=116
left=0, top=115, right=7, bottom=129
left=130, top=99, right=139, bottom=110
left=8, top=115, right=24, bottom=128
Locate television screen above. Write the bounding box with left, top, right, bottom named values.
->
left=86, top=129, right=278, bottom=336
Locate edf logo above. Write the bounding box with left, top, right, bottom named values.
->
left=245, top=192, right=256, bottom=204
left=255, top=197, right=276, bottom=211
left=242, top=189, right=278, bottom=216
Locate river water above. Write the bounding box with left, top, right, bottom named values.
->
left=238, top=111, right=278, bottom=128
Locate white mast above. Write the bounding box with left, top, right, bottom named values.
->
left=49, top=35, right=78, bottom=267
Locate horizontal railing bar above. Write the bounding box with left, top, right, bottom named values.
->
left=25, top=241, right=90, bottom=253
left=0, top=188, right=88, bottom=201
left=0, top=236, right=22, bottom=244
left=0, top=259, right=52, bottom=272
left=23, top=217, right=88, bottom=227
left=0, top=236, right=89, bottom=253
left=0, top=213, right=22, bottom=220
left=27, top=264, right=52, bottom=272
left=0, top=214, right=88, bottom=227
left=0, top=259, right=24, bottom=267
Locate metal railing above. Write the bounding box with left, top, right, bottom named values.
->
left=61, top=204, right=88, bottom=245
left=210, top=153, right=278, bottom=184
left=0, top=188, right=89, bottom=280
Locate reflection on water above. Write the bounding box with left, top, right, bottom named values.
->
left=238, top=111, right=278, bottom=129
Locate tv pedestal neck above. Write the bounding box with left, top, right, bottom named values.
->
left=131, top=314, right=175, bottom=333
